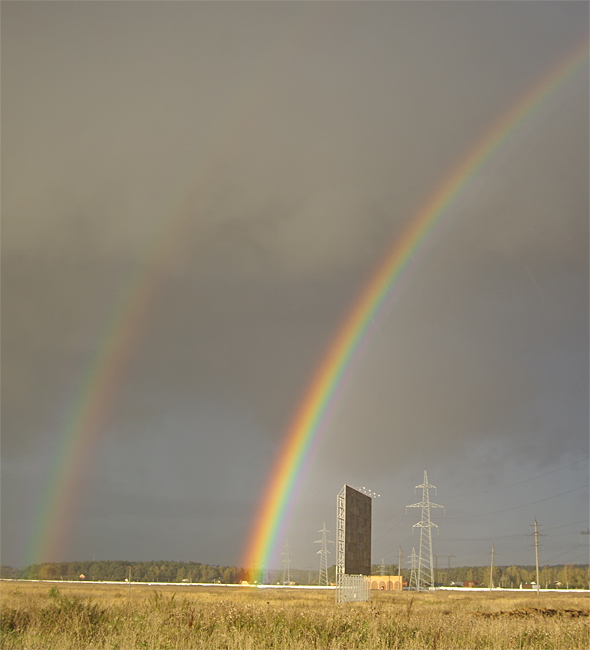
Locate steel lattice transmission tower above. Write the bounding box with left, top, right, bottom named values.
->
left=314, top=522, right=334, bottom=586
left=281, top=540, right=292, bottom=585
left=408, top=547, right=419, bottom=591
left=406, top=471, right=444, bottom=590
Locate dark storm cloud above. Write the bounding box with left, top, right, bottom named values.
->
left=2, top=1, right=588, bottom=569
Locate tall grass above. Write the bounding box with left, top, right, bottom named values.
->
left=1, top=581, right=588, bottom=649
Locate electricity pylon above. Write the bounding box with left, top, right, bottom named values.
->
left=281, top=540, right=292, bottom=585
left=314, top=522, right=333, bottom=586
left=408, top=547, right=419, bottom=591
left=406, top=470, right=444, bottom=590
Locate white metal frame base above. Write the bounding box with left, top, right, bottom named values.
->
left=336, top=574, right=371, bottom=603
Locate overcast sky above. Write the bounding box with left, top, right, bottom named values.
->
left=2, top=1, right=588, bottom=573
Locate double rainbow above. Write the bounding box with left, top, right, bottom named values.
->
left=241, top=39, right=589, bottom=581
left=25, top=38, right=587, bottom=571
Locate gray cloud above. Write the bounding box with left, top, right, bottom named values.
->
left=2, top=1, right=588, bottom=570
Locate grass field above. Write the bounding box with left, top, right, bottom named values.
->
left=1, top=581, right=588, bottom=649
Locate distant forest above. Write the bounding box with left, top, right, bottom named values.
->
left=1, top=562, right=588, bottom=589
left=0, top=562, right=244, bottom=585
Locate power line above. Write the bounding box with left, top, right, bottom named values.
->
left=543, top=519, right=590, bottom=532
left=437, top=533, right=522, bottom=542
left=372, top=513, right=411, bottom=547
left=373, top=532, right=415, bottom=566
left=565, top=551, right=590, bottom=564
left=445, top=484, right=589, bottom=520
left=445, top=457, right=589, bottom=498
left=548, top=531, right=590, bottom=539
left=436, top=520, right=590, bottom=544
left=434, top=554, right=455, bottom=586
left=372, top=506, right=408, bottom=539
left=375, top=459, right=588, bottom=539
left=375, top=486, right=587, bottom=555
left=375, top=489, right=588, bottom=545
left=542, top=544, right=584, bottom=565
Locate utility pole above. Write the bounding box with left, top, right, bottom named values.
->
left=406, top=471, right=444, bottom=590
left=398, top=547, right=402, bottom=587
left=582, top=530, right=590, bottom=589
left=281, top=540, right=292, bottom=585
left=380, top=558, right=386, bottom=576
left=534, top=521, right=540, bottom=592
left=314, top=522, right=333, bottom=586
left=408, top=548, right=419, bottom=591
left=434, top=554, right=438, bottom=586
left=489, top=544, right=495, bottom=590
left=528, top=519, right=544, bottom=593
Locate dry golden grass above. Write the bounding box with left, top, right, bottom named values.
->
left=1, top=580, right=588, bottom=649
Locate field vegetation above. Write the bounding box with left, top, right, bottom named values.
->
left=1, top=580, right=588, bottom=649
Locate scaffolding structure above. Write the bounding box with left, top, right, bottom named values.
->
left=406, top=471, right=444, bottom=590
left=336, top=485, right=347, bottom=599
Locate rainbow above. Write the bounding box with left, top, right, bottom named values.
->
left=23, top=12, right=314, bottom=567
left=24, top=213, right=187, bottom=566
left=241, top=39, right=589, bottom=582
left=23, top=10, right=318, bottom=568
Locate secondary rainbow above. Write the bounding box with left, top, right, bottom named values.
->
left=241, top=40, right=589, bottom=582
left=22, top=12, right=331, bottom=568
left=24, top=215, right=187, bottom=567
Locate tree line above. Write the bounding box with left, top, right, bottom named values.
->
left=1, top=561, right=587, bottom=588
left=369, top=563, right=589, bottom=589
left=0, top=561, right=245, bottom=584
